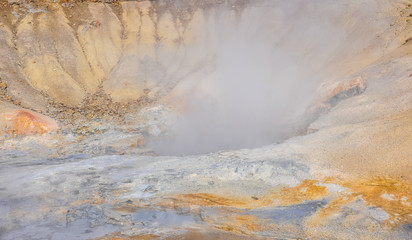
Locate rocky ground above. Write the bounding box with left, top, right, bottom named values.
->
left=0, top=0, right=412, bottom=239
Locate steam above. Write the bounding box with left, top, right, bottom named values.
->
left=148, top=1, right=348, bottom=155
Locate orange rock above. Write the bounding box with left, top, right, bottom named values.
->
left=0, top=82, right=6, bottom=89
left=3, top=109, right=59, bottom=136
left=304, top=77, right=367, bottom=117
left=318, top=76, right=367, bottom=105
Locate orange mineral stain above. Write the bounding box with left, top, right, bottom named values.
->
left=271, top=179, right=328, bottom=205
left=163, top=180, right=329, bottom=211
left=341, top=177, right=412, bottom=226
left=164, top=193, right=249, bottom=209
left=307, top=176, right=412, bottom=227
left=4, top=109, right=59, bottom=135
left=229, top=214, right=267, bottom=232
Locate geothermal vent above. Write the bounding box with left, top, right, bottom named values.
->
left=0, top=0, right=411, bottom=239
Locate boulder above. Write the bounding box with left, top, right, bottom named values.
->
left=0, top=105, right=58, bottom=135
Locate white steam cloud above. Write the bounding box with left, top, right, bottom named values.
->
left=147, top=0, right=373, bottom=155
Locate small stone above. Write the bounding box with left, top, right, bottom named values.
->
left=143, top=185, right=157, bottom=193
left=90, top=20, right=101, bottom=28
left=8, top=0, right=24, bottom=5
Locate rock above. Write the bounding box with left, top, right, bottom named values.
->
left=1, top=107, right=58, bottom=135
left=77, top=3, right=122, bottom=80
left=16, top=13, right=86, bottom=107
left=302, top=76, right=368, bottom=122
left=125, top=105, right=177, bottom=137
left=8, top=0, right=25, bottom=5
left=317, top=76, right=368, bottom=107
left=0, top=82, right=6, bottom=89
left=0, top=23, right=48, bottom=111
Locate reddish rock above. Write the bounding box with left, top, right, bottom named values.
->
left=318, top=76, right=367, bottom=105
left=2, top=109, right=58, bottom=136
left=295, top=76, right=368, bottom=135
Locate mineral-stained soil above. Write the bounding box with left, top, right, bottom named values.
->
left=0, top=0, right=412, bottom=239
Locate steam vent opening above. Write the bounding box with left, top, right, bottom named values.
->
left=1, top=0, right=412, bottom=239
left=144, top=1, right=374, bottom=156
